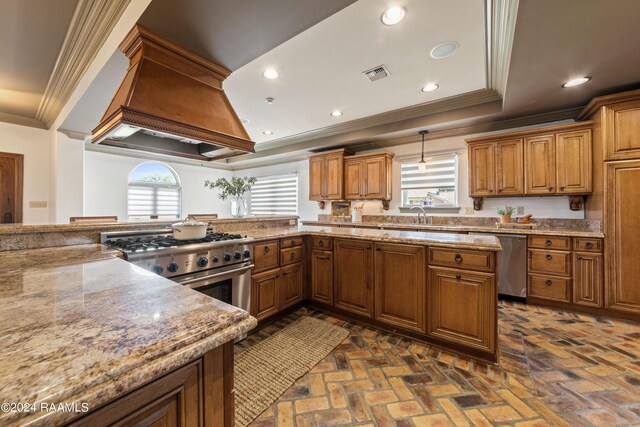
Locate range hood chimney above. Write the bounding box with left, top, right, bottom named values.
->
left=91, top=25, right=254, bottom=161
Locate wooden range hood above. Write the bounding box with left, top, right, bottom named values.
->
left=91, top=25, right=254, bottom=161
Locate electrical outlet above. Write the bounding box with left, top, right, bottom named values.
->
left=289, top=219, right=296, bottom=225
left=517, top=206, right=525, bottom=215
left=506, top=206, right=513, bottom=213
left=29, top=201, right=47, bottom=208
left=464, top=207, right=475, bottom=215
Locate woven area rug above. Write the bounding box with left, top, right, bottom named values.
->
left=234, top=316, right=349, bottom=427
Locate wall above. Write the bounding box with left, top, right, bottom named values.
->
left=235, top=130, right=584, bottom=221
left=0, top=122, right=52, bottom=224
left=84, top=150, right=233, bottom=221
left=54, top=132, right=84, bottom=222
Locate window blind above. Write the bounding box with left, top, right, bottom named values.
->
left=127, top=185, right=181, bottom=219
left=250, top=173, right=298, bottom=215
left=400, top=153, right=457, bottom=207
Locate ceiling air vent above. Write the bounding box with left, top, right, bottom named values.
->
left=363, top=65, right=390, bottom=82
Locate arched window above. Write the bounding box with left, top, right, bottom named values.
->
left=128, top=162, right=181, bottom=220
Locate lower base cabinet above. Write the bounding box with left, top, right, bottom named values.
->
left=281, top=262, right=304, bottom=309
left=334, top=239, right=374, bottom=317
left=311, top=250, right=334, bottom=304
left=251, top=268, right=280, bottom=321
left=427, top=266, right=496, bottom=355
left=573, top=252, right=603, bottom=307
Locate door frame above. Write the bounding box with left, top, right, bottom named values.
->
left=0, top=151, right=24, bottom=224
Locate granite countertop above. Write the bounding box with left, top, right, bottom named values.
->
left=301, top=220, right=605, bottom=238
left=245, top=225, right=502, bottom=251
left=0, top=244, right=256, bottom=426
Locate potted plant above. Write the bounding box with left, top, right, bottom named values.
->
left=205, top=176, right=257, bottom=218
left=497, top=207, right=515, bottom=224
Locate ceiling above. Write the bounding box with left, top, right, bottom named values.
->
left=0, top=0, right=78, bottom=119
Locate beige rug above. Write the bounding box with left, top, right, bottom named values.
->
left=234, top=316, right=349, bottom=427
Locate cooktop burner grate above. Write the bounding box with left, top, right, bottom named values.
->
left=111, top=232, right=246, bottom=252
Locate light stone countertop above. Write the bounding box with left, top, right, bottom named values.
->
left=300, top=221, right=605, bottom=239
left=0, top=244, right=256, bottom=426
left=244, top=225, right=502, bottom=251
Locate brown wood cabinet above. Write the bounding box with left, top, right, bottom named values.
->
left=524, top=135, right=555, bottom=194
left=251, top=268, right=280, bottom=320
left=311, top=250, right=333, bottom=305
left=344, top=152, right=393, bottom=203
left=281, top=261, right=304, bottom=309
left=573, top=252, right=603, bottom=307
left=309, top=149, right=352, bottom=203
left=69, top=343, right=233, bottom=426
left=602, top=99, right=640, bottom=161
left=495, top=139, right=524, bottom=195
left=334, top=239, right=374, bottom=317
left=427, top=266, right=496, bottom=354
left=468, top=142, right=495, bottom=196
left=556, top=130, right=592, bottom=194
left=374, top=243, right=426, bottom=333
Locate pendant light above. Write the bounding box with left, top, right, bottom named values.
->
left=418, top=130, right=429, bottom=173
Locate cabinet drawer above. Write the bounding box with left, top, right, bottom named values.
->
left=253, top=240, right=279, bottom=273
left=529, top=274, right=570, bottom=302
left=528, top=235, right=571, bottom=250
left=573, top=238, right=603, bottom=252
left=528, top=249, right=571, bottom=276
left=281, top=246, right=304, bottom=266
left=281, top=237, right=304, bottom=248
left=312, top=236, right=332, bottom=250
left=428, top=248, right=494, bottom=272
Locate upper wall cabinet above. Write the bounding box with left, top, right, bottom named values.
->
left=466, top=122, right=593, bottom=210
left=344, top=152, right=394, bottom=209
left=309, top=149, right=352, bottom=208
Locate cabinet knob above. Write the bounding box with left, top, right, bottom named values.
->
left=549, top=187, right=554, bottom=191
left=456, top=274, right=462, bottom=280
left=264, top=245, right=270, bottom=253
left=291, top=240, right=296, bottom=245
left=545, top=253, right=553, bottom=261
left=585, top=242, right=594, bottom=249
left=376, top=246, right=381, bottom=251
left=545, top=240, right=552, bottom=246
left=545, top=279, right=552, bottom=286
left=454, top=254, right=463, bottom=263
left=560, top=186, right=565, bottom=190
left=497, top=189, right=502, bottom=193
left=291, top=252, right=296, bottom=259
left=319, top=240, right=324, bottom=247
left=577, top=256, right=583, bottom=260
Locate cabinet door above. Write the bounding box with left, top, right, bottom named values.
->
left=334, top=239, right=374, bottom=317
left=251, top=268, right=280, bottom=320
left=606, top=161, right=640, bottom=314
left=468, top=142, right=495, bottom=196
left=524, top=135, right=556, bottom=194
left=374, top=243, right=425, bottom=333
left=344, top=160, right=363, bottom=199
left=281, top=262, right=304, bottom=309
left=573, top=252, right=603, bottom=307
left=427, top=267, right=496, bottom=354
left=556, top=130, right=592, bottom=193
left=363, top=157, right=385, bottom=198
left=253, top=240, right=279, bottom=273
left=311, top=250, right=334, bottom=305
left=603, top=101, right=640, bottom=161
left=495, top=139, right=524, bottom=195
left=309, top=156, right=325, bottom=200
left=325, top=154, right=344, bottom=199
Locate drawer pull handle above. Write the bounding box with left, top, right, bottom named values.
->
left=577, top=256, right=583, bottom=260
left=545, top=279, right=552, bottom=286
left=319, top=240, right=324, bottom=247
left=545, top=253, right=552, bottom=260
left=549, top=187, right=554, bottom=191
left=376, top=246, right=381, bottom=251
left=545, top=240, right=552, bottom=246
left=454, top=254, right=463, bottom=263
left=291, top=240, right=296, bottom=245
left=585, top=242, right=594, bottom=249
left=560, top=186, right=565, bottom=190
left=291, top=253, right=296, bottom=259
left=264, top=245, right=270, bottom=253
left=456, top=274, right=461, bottom=280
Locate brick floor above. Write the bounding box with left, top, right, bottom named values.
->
left=237, top=300, right=640, bottom=426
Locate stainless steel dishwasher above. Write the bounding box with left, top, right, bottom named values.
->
left=469, top=233, right=527, bottom=300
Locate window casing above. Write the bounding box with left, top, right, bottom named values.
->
left=127, top=162, right=181, bottom=220
left=250, top=173, right=298, bottom=215
left=400, top=153, right=458, bottom=208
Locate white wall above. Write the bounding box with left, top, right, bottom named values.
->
left=83, top=150, right=234, bottom=221
left=236, top=132, right=584, bottom=221
left=54, top=132, right=84, bottom=222
left=0, top=122, right=52, bottom=224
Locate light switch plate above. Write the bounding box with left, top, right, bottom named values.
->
left=517, top=206, right=525, bottom=215
left=29, top=201, right=48, bottom=208
left=464, top=207, right=475, bottom=215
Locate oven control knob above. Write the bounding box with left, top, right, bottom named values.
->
left=197, top=257, right=209, bottom=267
left=168, top=262, right=179, bottom=273
left=212, top=256, right=219, bottom=263
left=152, top=265, right=163, bottom=275
left=223, top=253, right=232, bottom=262
left=234, top=251, right=242, bottom=260
left=243, top=250, right=251, bottom=258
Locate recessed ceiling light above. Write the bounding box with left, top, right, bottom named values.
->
left=381, top=6, right=406, bottom=26
left=430, top=42, right=458, bottom=59
left=262, top=69, right=279, bottom=79
left=421, top=83, right=439, bottom=92
left=265, top=97, right=275, bottom=104
left=562, top=77, right=591, bottom=88
left=262, top=130, right=274, bottom=135
left=330, top=110, right=343, bottom=117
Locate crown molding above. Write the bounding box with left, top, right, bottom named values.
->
left=485, top=0, right=519, bottom=96
left=35, top=0, right=132, bottom=128
left=0, top=112, right=46, bottom=130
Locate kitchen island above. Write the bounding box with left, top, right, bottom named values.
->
left=0, top=244, right=256, bottom=426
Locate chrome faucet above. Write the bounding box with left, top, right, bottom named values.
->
left=410, top=206, right=428, bottom=224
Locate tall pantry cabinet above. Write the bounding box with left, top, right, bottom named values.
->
left=580, top=89, right=640, bottom=319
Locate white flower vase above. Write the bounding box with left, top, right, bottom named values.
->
left=231, top=196, right=247, bottom=218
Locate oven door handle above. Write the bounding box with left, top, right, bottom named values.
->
left=177, top=264, right=254, bottom=287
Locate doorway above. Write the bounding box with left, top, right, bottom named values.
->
left=0, top=152, right=24, bottom=223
